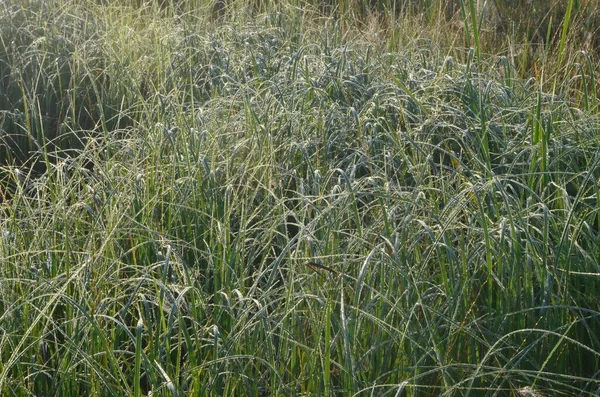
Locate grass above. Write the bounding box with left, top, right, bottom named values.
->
left=0, top=0, right=599, bottom=395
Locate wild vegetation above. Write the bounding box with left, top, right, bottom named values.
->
left=0, top=0, right=599, bottom=395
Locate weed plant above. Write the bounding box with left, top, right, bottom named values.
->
left=0, top=0, right=599, bottom=396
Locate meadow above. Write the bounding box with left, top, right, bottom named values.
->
left=0, top=0, right=599, bottom=395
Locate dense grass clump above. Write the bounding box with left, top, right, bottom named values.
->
left=1, top=1, right=599, bottom=396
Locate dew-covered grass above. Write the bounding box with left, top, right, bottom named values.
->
left=1, top=1, right=599, bottom=396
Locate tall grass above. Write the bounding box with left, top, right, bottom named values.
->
left=1, top=0, right=599, bottom=396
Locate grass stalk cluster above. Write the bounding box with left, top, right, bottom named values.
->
left=1, top=0, right=599, bottom=395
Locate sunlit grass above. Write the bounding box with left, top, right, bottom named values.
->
left=0, top=0, right=599, bottom=396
